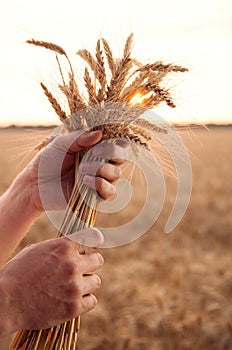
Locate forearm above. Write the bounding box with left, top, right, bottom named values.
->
left=0, top=178, right=41, bottom=266
left=0, top=276, right=17, bottom=337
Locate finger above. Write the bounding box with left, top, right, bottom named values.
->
left=92, top=143, right=127, bottom=164
left=94, top=162, right=122, bottom=182
left=79, top=252, right=104, bottom=274
left=52, top=130, right=102, bottom=153
left=80, top=294, right=97, bottom=315
left=79, top=162, right=121, bottom=183
left=83, top=175, right=116, bottom=200
left=68, top=228, right=104, bottom=248
left=69, top=130, right=103, bottom=152
left=51, top=130, right=84, bottom=153
left=82, top=274, right=101, bottom=294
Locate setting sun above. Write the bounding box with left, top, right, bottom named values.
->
left=129, top=92, right=147, bottom=106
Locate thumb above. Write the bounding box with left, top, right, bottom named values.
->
left=67, top=227, right=104, bottom=249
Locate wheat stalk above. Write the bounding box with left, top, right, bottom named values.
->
left=101, top=37, right=116, bottom=76
left=10, top=33, right=188, bottom=350
left=40, top=82, right=67, bottom=122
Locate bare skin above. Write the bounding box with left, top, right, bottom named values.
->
left=0, top=228, right=104, bottom=336
left=0, top=130, right=126, bottom=265
left=0, top=129, right=127, bottom=337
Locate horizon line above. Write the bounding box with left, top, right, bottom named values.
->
left=0, top=122, right=232, bottom=129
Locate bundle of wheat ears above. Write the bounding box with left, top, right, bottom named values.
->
left=9, top=33, right=187, bottom=350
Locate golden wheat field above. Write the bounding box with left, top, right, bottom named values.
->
left=0, top=126, right=231, bottom=350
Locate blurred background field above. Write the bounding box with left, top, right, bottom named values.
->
left=0, top=126, right=231, bottom=350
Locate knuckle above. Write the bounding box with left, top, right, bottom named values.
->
left=64, top=282, right=83, bottom=305
left=95, top=177, right=104, bottom=192
left=72, top=302, right=82, bottom=317
left=64, top=280, right=83, bottom=303
left=57, top=238, right=72, bottom=255
left=65, top=300, right=82, bottom=318
left=45, top=239, right=64, bottom=255
left=65, top=259, right=78, bottom=277
left=71, top=280, right=83, bottom=296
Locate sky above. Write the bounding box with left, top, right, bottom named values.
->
left=0, top=0, right=231, bottom=126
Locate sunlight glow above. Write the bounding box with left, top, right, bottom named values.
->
left=129, top=92, right=147, bottom=106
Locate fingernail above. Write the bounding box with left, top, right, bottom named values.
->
left=83, top=175, right=94, bottom=186
left=90, top=228, right=104, bottom=245
left=68, top=228, right=104, bottom=247
left=97, top=253, right=104, bottom=265
left=95, top=275, right=102, bottom=288
left=110, top=184, right=116, bottom=196
left=89, top=130, right=102, bottom=139
left=79, top=163, right=89, bottom=173
left=89, top=130, right=100, bottom=135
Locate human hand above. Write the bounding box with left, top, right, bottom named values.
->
left=15, top=130, right=127, bottom=212
left=0, top=228, right=104, bottom=336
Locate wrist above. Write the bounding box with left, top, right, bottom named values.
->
left=9, top=173, right=42, bottom=218
left=0, top=179, right=41, bottom=265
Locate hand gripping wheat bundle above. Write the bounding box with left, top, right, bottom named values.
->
left=9, top=33, right=187, bottom=350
